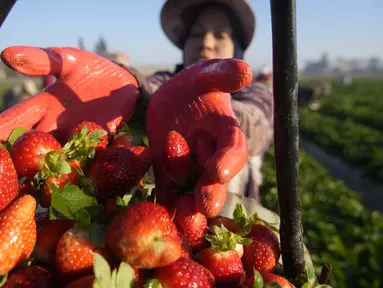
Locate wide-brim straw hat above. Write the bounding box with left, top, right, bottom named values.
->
left=160, top=0, right=256, bottom=50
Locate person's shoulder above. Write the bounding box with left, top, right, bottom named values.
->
left=238, top=80, right=271, bottom=95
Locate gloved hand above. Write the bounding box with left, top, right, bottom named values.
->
left=147, top=59, right=252, bottom=218
left=0, top=46, right=140, bottom=143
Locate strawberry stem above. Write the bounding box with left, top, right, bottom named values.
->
left=205, top=225, right=252, bottom=253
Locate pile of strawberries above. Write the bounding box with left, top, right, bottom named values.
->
left=0, top=121, right=296, bottom=288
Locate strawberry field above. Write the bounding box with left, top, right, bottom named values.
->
left=261, top=77, right=383, bottom=287
left=299, top=78, right=383, bottom=183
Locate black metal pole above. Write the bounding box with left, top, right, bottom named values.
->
left=0, top=0, right=16, bottom=29
left=270, top=0, right=305, bottom=279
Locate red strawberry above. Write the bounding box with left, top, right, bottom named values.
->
left=40, top=160, right=81, bottom=208
left=242, top=223, right=281, bottom=275
left=200, top=249, right=242, bottom=288
left=3, top=265, right=55, bottom=288
left=69, top=121, right=108, bottom=149
left=0, top=144, right=18, bottom=212
left=110, top=133, right=134, bottom=148
left=0, top=195, right=37, bottom=274
left=33, top=219, right=75, bottom=263
left=64, top=121, right=108, bottom=166
left=11, top=131, right=63, bottom=178
left=178, top=232, right=193, bottom=258
left=155, top=257, right=215, bottom=288
left=208, top=216, right=240, bottom=233
left=174, top=195, right=208, bottom=252
left=55, top=226, right=111, bottom=282
left=199, top=225, right=252, bottom=288
left=66, top=275, right=95, bottom=288
left=107, top=201, right=181, bottom=269
left=162, top=130, right=193, bottom=183
left=88, top=146, right=152, bottom=200
left=262, top=272, right=296, bottom=288
left=243, top=272, right=296, bottom=288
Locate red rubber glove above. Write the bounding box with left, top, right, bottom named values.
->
left=0, top=46, right=140, bottom=142
left=147, top=59, right=252, bottom=218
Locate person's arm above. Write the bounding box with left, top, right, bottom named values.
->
left=231, top=81, right=274, bottom=156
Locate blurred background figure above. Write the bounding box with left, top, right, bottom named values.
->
left=1, top=78, right=37, bottom=111
left=1, top=75, right=57, bottom=112
left=298, top=82, right=332, bottom=111
left=341, top=72, right=353, bottom=85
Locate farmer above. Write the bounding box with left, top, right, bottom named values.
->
left=297, top=82, right=332, bottom=111
left=128, top=0, right=274, bottom=201
left=0, top=0, right=273, bottom=214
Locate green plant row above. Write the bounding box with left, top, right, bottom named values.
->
left=260, top=147, right=383, bottom=288
left=298, top=78, right=383, bottom=131
left=299, top=110, right=383, bottom=183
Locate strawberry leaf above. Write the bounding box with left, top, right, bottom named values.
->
left=116, top=195, right=133, bottom=208
left=115, top=122, right=134, bottom=137
left=87, top=129, right=107, bottom=141
left=80, top=125, right=89, bottom=136
left=302, top=283, right=311, bottom=288
left=50, top=184, right=98, bottom=221
left=233, top=203, right=279, bottom=234
left=88, top=222, right=107, bottom=247
left=56, top=159, right=72, bottom=175
left=233, top=203, right=248, bottom=228
left=93, top=253, right=112, bottom=288
left=205, top=224, right=252, bottom=252
left=93, top=252, right=137, bottom=288
left=253, top=269, right=264, bottom=288
left=144, top=279, right=162, bottom=288
left=44, top=150, right=71, bottom=178
left=115, top=262, right=136, bottom=288
left=237, top=223, right=253, bottom=237
left=6, top=127, right=27, bottom=145
left=264, top=284, right=281, bottom=288
left=141, top=136, right=150, bottom=148
left=0, top=274, right=7, bottom=288
left=74, top=208, right=92, bottom=228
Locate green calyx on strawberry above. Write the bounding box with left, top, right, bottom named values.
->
left=206, top=224, right=252, bottom=255
left=3, top=126, right=28, bottom=153
left=112, top=121, right=150, bottom=148
left=11, top=131, right=70, bottom=180
left=92, top=253, right=139, bottom=288
left=63, top=122, right=108, bottom=166
left=34, top=150, right=72, bottom=181
left=233, top=204, right=279, bottom=236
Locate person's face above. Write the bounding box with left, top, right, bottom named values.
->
left=183, top=6, right=236, bottom=67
